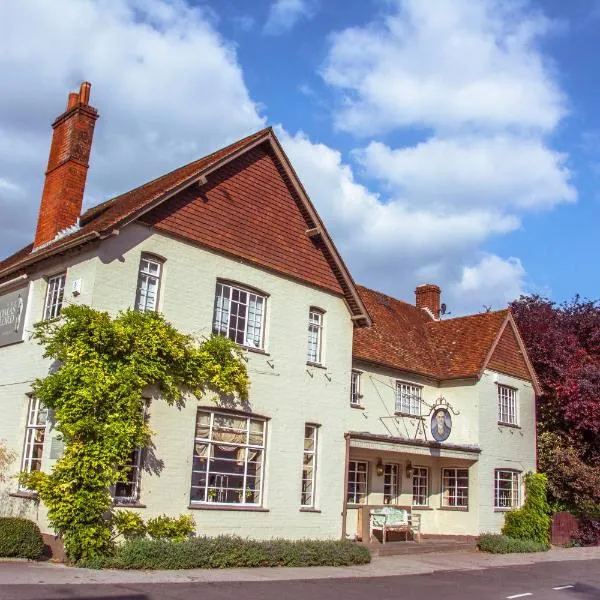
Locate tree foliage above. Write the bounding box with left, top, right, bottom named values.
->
left=511, top=295, right=600, bottom=512
left=20, top=305, right=249, bottom=561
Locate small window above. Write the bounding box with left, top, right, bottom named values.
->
left=43, top=273, right=66, bottom=320
left=383, top=463, right=400, bottom=504
left=113, top=448, right=143, bottom=502
left=135, top=256, right=162, bottom=312
left=213, top=282, right=266, bottom=349
left=350, top=370, right=362, bottom=406
left=307, top=308, right=324, bottom=364
left=494, top=469, right=520, bottom=509
left=412, top=466, right=429, bottom=507
left=347, top=460, right=368, bottom=504
left=441, top=467, right=469, bottom=508
left=20, top=396, right=48, bottom=487
left=498, top=385, right=518, bottom=425
left=395, top=381, right=422, bottom=416
left=301, top=425, right=318, bottom=507
left=190, top=409, right=266, bottom=505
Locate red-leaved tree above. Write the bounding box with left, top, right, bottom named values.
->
left=511, top=295, right=600, bottom=514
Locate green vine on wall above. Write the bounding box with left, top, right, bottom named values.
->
left=20, top=305, right=249, bottom=561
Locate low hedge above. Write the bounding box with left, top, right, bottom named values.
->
left=79, top=536, right=371, bottom=569
left=0, top=517, right=44, bottom=559
left=477, top=533, right=549, bottom=554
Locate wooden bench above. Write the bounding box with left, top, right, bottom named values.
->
left=369, top=506, right=421, bottom=544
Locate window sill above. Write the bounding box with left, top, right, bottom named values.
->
left=412, top=506, right=433, bottom=510
left=346, top=503, right=366, bottom=509
left=113, top=502, right=147, bottom=508
left=439, top=506, right=469, bottom=511
left=494, top=508, right=514, bottom=512
left=299, top=507, right=321, bottom=513
left=350, top=403, right=365, bottom=410
left=9, top=491, right=38, bottom=500
left=188, top=503, right=269, bottom=512
left=498, top=422, right=521, bottom=429
left=394, top=411, right=422, bottom=418
left=306, top=361, right=327, bottom=370
left=244, top=346, right=270, bottom=356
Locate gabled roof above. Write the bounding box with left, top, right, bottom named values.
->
left=0, top=128, right=370, bottom=325
left=353, top=285, right=540, bottom=392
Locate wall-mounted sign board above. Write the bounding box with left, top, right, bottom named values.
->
left=0, top=285, right=28, bottom=347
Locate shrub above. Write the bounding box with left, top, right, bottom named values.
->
left=78, top=536, right=371, bottom=569
left=502, top=472, right=551, bottom=546
left=146, top=514, right=195, bottom=542
left=112, top=510, right=146, bottom=540
left=572, top=514, right=600, bottom=546
left=0, top=517, right=45, bottom=559
left=478, top=534, right=549, bottom=554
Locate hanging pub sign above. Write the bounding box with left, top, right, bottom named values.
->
left=429, top=397, right=458, bottom=442
left=0, top=285, right=28, bottom=348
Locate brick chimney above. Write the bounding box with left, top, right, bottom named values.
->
left=415, top=284, right=441, bottom=319
left=33, top=82, right=98, bottom=249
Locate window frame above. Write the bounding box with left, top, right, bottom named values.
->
left=212, top=281, right=267, bottom=350
left=300, top=424, right=319, bottom=508
left=441, top=467, right=469, bottom=509
left=395, top=381, right=422, bottom=416
left=347, top=460, right=368, bottom=504
left=350, top=370, right=362, bottom=406
left=43, top=272, right=66, bottom=321
left=412, top=466, right=429, bottom=507
left=306, top=307, right=325, bottom=365
left=383, top=463, right=400, bottom=505
left=497, top=384, right=519, bottom=426
left=190, top=409, right=267, bottom=507
left=134, top=254, right=164, bottom=313
left=19, top=396, right=48, bottom=490
left=494, top=469, right=521, bottom=510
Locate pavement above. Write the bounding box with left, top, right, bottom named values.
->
left=0, top=545, right=598, bottom=585
left=1, top=556, right=600, bottom=599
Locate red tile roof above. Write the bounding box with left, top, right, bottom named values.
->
left=0, top=128, right=370, bottom=323
left=353, top=285, right=532, bottom=383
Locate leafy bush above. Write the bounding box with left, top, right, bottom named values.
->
left=572, top=514, right=600, bottom=546
left=112, top=510, right=146, bottom=540
left=78, top=536, right=371, bottom=569
left=478, top=534, right=549, bottom=554
left=146, top=514, right=195, bottom=542
left=0, top=517, right=45, bottom=559
left=502, top=472, right=551, bottom=546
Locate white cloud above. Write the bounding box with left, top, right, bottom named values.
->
left=355, top=135, right=575, bottom=211
left=277, top=127, right=522, bottom=309
left=264, top=0, right=316, bottom=35
left=450, top=254, right=526, bottom=313
left=0, top=0, right=264, bottom=258
left=322, top=0, right=565, bottom=135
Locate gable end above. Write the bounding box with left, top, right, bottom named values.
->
left=487, top=320, right=532, bottom=382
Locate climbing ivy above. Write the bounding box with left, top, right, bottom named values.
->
left=20, top=305, right=249, bottom=561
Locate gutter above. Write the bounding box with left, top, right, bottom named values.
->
left=0, top=273, right=28, bottom=292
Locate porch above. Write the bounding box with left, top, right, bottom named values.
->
left=343, top=432, right=481, bottom=541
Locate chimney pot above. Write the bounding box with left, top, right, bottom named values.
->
left=415, top=284, right=441, bottom=319
left=79, top=81, right=91, bottom=105
left=67, top=92, right=79, bottom=111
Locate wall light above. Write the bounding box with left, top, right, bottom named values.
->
left=376, top=458, right=384, bottom=477
left=405, top=461, right=414, bottom=479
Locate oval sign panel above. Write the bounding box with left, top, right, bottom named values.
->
left=431, top=408, right=452, bottom=442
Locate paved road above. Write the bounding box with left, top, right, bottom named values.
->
left=0, top=560, right=599, bottom=600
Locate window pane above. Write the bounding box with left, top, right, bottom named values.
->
left=43, top=274, right=66, bottom=320
left=307, top=310, right=323, bottom=363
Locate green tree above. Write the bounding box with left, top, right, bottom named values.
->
left=20, top=305, right=249, bottom=561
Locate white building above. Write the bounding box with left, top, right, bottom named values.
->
left=0, top=83, right=540, bottom=542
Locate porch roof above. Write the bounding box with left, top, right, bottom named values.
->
left=346, top=431, right=481, bottom=461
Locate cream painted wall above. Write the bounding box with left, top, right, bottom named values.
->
left=0, top=224, right=354, bottom=540
left=345, top=361, right=536, bottom=537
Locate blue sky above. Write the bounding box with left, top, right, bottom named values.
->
left=0, top=0, right=598, bottom=313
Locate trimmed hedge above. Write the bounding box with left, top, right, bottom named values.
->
left=79, top=536, right=371, bottom=570
left=478, top=534, right=549, bottom=554
left=0, top=517, right=45, bottom=559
